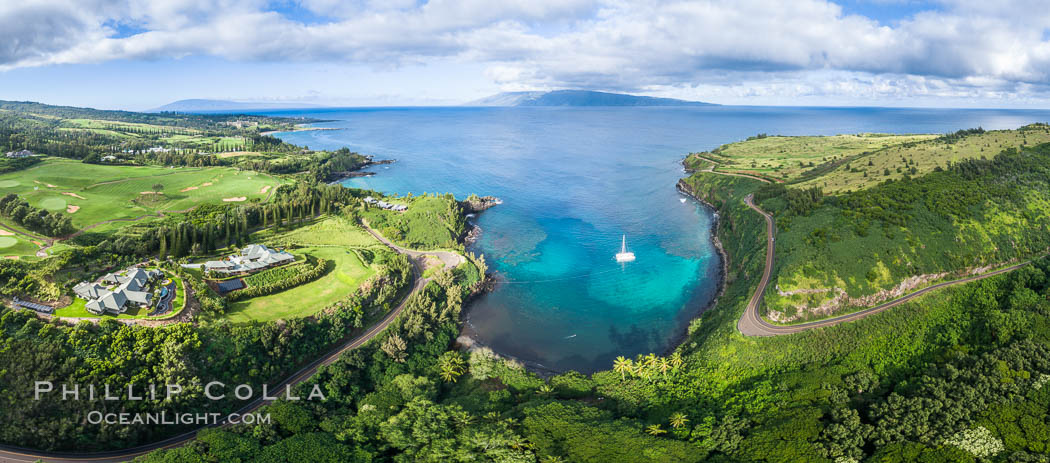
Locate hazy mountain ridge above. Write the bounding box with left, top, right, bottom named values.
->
left=151, top=99, right=323, bottom=112
left=467, top=90, right=715, bottom=107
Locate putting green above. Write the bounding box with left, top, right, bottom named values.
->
left=0, top=237, right=17, bottom=248
left=39, top=197, right=67, bottom=211
left=0, top=180, right=19, bottom=188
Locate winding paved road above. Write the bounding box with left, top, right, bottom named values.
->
left=687, top=159, right=1033, bottom=337
left=0, top=227, right=451, bottom=463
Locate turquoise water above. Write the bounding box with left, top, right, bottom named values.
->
left=268, top=106, right=1050, bottom=372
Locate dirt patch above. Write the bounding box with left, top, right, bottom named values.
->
left=32, top=241, right=43, bottom=246
left=0, top=229, right=12, bottom=236
left=4, top=256, right=18, bottom=260
left=66, top=205, right=80, bottom=213
left=62, top=192, right=87, bottom=200
left=260, top=185, right=271, bottom=194
left=223, top=196, right=247, bottom=202
left=202, top=182, right=213, bottom=187
left=140, top=191, right=164, bottom=195
left=180, top=186, right=199, bottom=192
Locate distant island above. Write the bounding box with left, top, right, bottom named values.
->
left=466, top=90, right=715, bottom=107
left=151, top=99, right=324, bottom=113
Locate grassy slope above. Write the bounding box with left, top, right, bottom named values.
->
left=694, top=125, right=1050, bottom=192
left=697, top=133, right=935, bottom=181
left=225, top=217, right=381, bottom=322
left=0, top=158, right=281, bottom=229
left=688, top=127, right=1050, bottom=322
left=668, top=170, right=1050, bottom=461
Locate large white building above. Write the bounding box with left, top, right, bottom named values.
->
left=201, top=244, right=295, bottom=275
left=73, top=267, right=162, bottom=315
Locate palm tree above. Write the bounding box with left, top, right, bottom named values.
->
left=613, top=356, right=632, bottom=380
left=658, top=357, right=670, bottom=377
left=669, top=413, right=689, bottom=429
left=438, top=352, right=466, bottom=383
left=669, top=351, right=683, bottom=370
left=542, top=456, right=566, bottom=463
left=645, top=424, right=667, bottom=436
left=537, top=384, right=554, bottom=397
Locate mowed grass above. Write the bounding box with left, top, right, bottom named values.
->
left=225, top=246, right=377, bottom=322
left=699, top=133, right=936, bottom=180
left=797, top=125, right=1050, bottom=192
left=0, top=233, right=40, bottom=259
left=262, top=216, right=381, bottom=247
left=0, top=158, right=283, bottom=229
left=697, top=125, right=1050, bottom=193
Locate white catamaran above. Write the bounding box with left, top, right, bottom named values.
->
left=615, top=235, right=636, bottom=262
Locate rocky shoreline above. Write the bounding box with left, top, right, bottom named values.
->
left=327, top=157, right=396, bottom=183
left=673, top=178, right=730, bottom=340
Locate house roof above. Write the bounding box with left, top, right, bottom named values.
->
left=73, top=282, right=106, bottom=299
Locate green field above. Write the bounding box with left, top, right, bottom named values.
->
left=261, top=216, right=381, bottom=247
left=225, top=245, right=376, bottom=322
left=693, top=133, right=934, bottom=181
left=0, top=234, right=39, bottom=259
left=0, top=158, right=283, bottom=229
left=694, top=125, right=1050, bottom=192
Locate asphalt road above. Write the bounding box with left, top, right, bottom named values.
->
left=0, top=227, right=442, bottom=463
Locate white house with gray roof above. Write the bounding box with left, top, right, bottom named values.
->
left=74, top=267, right=162, bottom=315
left=202, top=244, right=295, bottom=275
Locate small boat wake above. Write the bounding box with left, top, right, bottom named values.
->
left=564, top=334, right=577, bottom=339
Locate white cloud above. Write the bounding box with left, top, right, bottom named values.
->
left=2, top=0, right=1050, bottom=103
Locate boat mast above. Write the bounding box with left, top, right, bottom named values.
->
left=621, top=235, right=627, bottom=253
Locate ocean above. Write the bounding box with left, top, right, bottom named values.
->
left=267, top=105, right=1050, bottom=372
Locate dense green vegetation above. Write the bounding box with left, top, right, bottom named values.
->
left=228, top=256, right=328, bottom=302
left=0, top=193, right=74, bottom=236
left=751, top=143, right=1050, bottom=322
left=361, top=193, right=467, bottom=250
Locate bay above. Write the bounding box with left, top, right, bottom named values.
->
left=268, top=105, right=1050, bottom=372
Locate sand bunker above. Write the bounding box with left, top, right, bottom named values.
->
left=202, top=182, right=213, bottom=186
left=180, top=186, right=199, bottom=192
left=66, top=205, right=80, bottom=213
left=260, top=185, right=271, bottom=194
left=223, top=196, right=247, bottom=202
left=0, top=229, right=13, bottom=236
left=4, top=256, right=18, bottom=260
left=140, top=191, right=164, bottom=195
left=62, top=192, right=86, bottom=200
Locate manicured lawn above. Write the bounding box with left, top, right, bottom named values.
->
left=261, top=216, right=380, bottom=247
left=0, top=234, right=40, bottom=259
left=0, top=158, right=284, bottom=229
left=225, top=246, right=376, bottom=323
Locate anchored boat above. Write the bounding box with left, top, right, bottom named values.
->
left=615, top=235, right=636, bottom=262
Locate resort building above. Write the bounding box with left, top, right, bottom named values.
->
left=200, top=244, right=295, bottom=275
left=363, top=196, right=408, bottom=212
left=4, top=149, right=33, bottom=158
left=74, top=267, right=162, bottom=315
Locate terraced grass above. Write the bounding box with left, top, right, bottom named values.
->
left=0, top=158, right=283, bottom=229
left=225, top=245, right=376, bottom=322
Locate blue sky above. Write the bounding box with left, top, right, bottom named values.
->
left=1, top=0, right=1049, bottom=110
